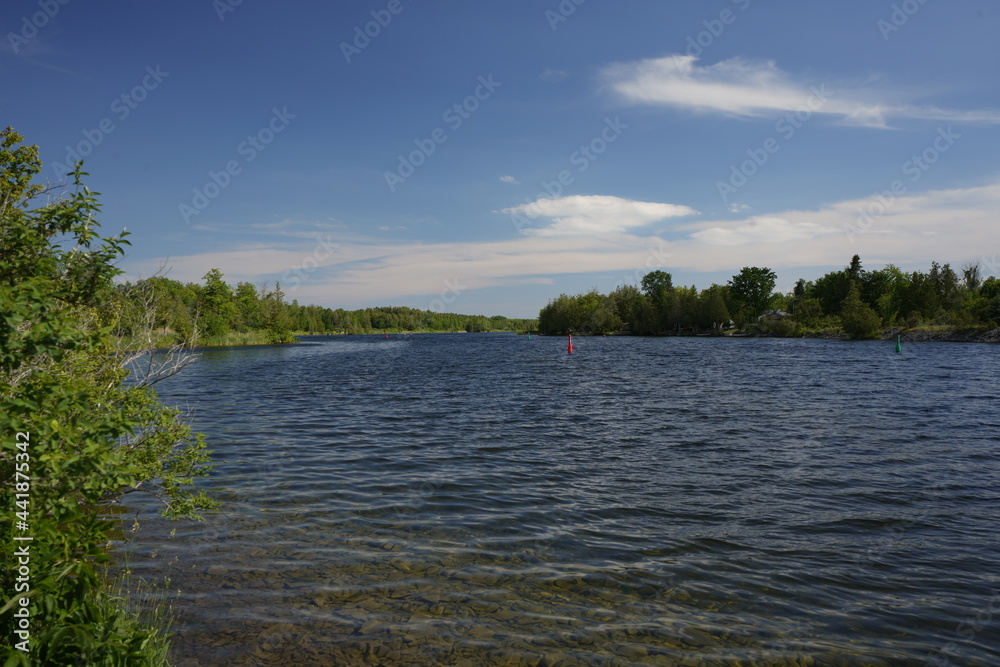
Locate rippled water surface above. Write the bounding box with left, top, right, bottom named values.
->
left=126, top=334, right=1000, bottom=665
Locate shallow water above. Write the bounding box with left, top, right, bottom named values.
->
left=125, top=334, right=1000, bottom=665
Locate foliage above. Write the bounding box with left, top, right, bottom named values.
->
left=699, top=285, right=731, bottom=331
left=197, top=268, right=235, bottom=338
left=124, top=275, right=536, bottom=341
left=640, top=270, right=672, bottom=299
left=840, top=282, right=883, bottom=339
left=728, top=267, right=777, bottom=319
left=286, top=304, right=535, bottom=336
left=118, top=271, right=296, bottom=345
left=539, top=290, right=621, bottom=335
left=0, top=127, right=212, bottom=665
left=538, top=257, right=999, bottom=338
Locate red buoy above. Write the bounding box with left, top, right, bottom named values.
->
left=567, top=334, right=573, bottom=354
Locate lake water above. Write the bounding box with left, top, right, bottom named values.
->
left=124, top=334, right=1000, bottom=666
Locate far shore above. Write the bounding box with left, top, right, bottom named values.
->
left=549, top=326, right=1000, bottom=344
left=139, top=326, right=1000, bottom=352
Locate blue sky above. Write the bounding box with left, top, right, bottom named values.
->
left=3, top=0, right=999, bottom=317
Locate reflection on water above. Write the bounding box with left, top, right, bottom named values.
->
left=125, top=334, right=1000, bottom=665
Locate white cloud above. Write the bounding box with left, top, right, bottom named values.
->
left=729, top=203, right=751, bottom=213
left=500, top=175, right=520, bottom=184
left=676, top=180, right=1000, bottom=269
left=540, top=68, right=567, bottom=83
left=601, top=54, right=1000, bottom=129
left=691, top=216, right=837, bottom=246
left=501, top=195, right=698, bottom=237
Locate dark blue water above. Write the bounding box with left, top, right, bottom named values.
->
left=127, top=334, right=1000, bottom=666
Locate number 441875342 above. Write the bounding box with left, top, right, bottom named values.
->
left=15, top=432, right=30, bottom=525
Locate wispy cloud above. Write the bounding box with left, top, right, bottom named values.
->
left=601, top=54, right=1000, bottom=129
left=678, top=179, right=1000, bottom=267
left=500, top=175, right=520, bottom=184
left=691, top=215, right=837, bottom=246
left=0, top=30, right=84, bottom=78
left=540, top=68, right=567, bottom=83
left=501, top=195, right=697, bottom=237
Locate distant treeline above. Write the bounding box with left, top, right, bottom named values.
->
left=286, top=303, right=537, bottom=335
left=538, top=256, right=1000, bottom=339
left=117, top=271, right=538, bottom=345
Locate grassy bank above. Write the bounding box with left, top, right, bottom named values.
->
left=197, top=330, right=296, bottom=347
left=291, top=329, right=535, bottom=336
left=135, top=329, right=298, bottom=349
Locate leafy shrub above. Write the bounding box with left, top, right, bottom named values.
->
left=1, top=128, right=213, bottom=665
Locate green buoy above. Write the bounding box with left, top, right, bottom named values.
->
left=895, top=335, right=902, bottom=353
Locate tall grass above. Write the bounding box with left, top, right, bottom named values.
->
left=197, top=330, right=297, bottom=347
left=88, top=561, right=176, bottom=667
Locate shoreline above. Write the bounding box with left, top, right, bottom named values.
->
left=559, top=327, right=1000, bottom=344
left=877, top=326, right=1000, bottom=344
left=145, top=327, right=1000, bottom=351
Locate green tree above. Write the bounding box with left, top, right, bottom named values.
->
left=929, top=262, right=962, bottom=314
left=609, top=284, right=643, bottom=332
left=841, top=282, right=883, bottom=339
left=539, top=294, right=577, bottom=334
left=465, top=316, right=489, bottom=332
left=794, top=298, right=825, bottom=326
left=901, top=271, right=939, bottom=323
left=641, top=271, right=673, bottom=332
left=963, top=262, right=982, bottom=292
left=811, top=269, right=852, bottom=315
left=848, top=254, right=863, bottom=282
left=198, top=268, right=236, bottom=337
left=641, top=270, right=672, bottom=299
left=699, top=285, right=731, bottom=331
left=668, top=285, right=699, bottom=332
left=728, top=266, right=777, bottom=319
left=234, top=280, right=262, bottom=331
left=259, top=282, right=294, bottom=342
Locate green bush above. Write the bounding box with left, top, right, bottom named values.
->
left=1, top=128, right=213, bottom=665
left=841, top=283, right=884, bottom=339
